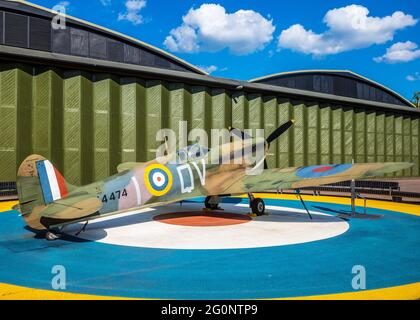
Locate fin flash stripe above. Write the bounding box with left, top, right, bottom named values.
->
left=36, top=160, right=67, bottom=204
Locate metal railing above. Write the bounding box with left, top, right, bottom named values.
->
left=277, top=180, right=420, bottom=201
left=0, top=181, right=17, bottom=197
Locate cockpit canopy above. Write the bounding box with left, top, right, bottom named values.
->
left=176, top=143, right=209, bottom=163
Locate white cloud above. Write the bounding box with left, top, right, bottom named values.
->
left=53, top=1, right=70, bottom=13
left=118, top=0, right=146, bottom=25
left=374, top=41, right=420, bottom=63
left=99, top=0, right=111, bottom=6
left=164, top=25, right=199, bottom=53
left=164, top=4, right=275, bottom=55
left=278, top=4, right=418, bottom=56
left=406, top=72, right=420, bottom=81
left=198, top=65, right=218, bottom=74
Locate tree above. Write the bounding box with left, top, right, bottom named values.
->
left=412, top=92, right=420, bottom=108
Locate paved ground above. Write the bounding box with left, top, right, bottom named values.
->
left=0, top=195, right=419, bottom=299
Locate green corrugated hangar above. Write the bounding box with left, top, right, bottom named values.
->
left=0, top=0, right=419, bottom=186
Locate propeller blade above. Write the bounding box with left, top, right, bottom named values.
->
left=266, top=120, right=295, bottom=144
left=264, top=159, right=268, bottom=169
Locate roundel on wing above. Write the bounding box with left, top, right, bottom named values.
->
left=296, top=164, right=353, bottom=179
left=144, top=164, right=173, bottom=196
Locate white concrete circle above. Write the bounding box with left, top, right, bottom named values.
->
left=66, top=202, right=349, bottom=250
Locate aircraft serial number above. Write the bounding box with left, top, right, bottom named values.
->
left=101, top=189, right=128, bottom=203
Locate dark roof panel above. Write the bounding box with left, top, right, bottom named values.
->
left=4, top=11, right=27, bottom=48
left=0, top=0, right=205, bottom=74
left=29, top=16, right=51, bottom=51
left=107, top=39, right=124, bottom=63
left=70, top=27, right=89, bottom=57
left=123, top=44, right=139, bottom=65
left=89, top=32, right=107, bottom=60
left=52, top=27, right=70, bottom=54
left=0, top=11, right=4, bottom=44
left=250, top=70, right=414, bottom=108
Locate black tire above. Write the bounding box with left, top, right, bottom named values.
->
left=204, top=196, right=219, bottom=210
left=45, top=231, right=61, bottom=241
left=251, top=198, right=265, bottom=216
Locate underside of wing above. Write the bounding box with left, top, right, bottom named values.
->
left=225, top=162, right=413, bottom=194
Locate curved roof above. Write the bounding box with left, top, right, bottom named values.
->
left=250, top=70, right=415, bottom=108
left=2, top=0, right=206, bottom=75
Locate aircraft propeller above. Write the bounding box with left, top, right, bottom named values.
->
left=229, top=120, right=295, bottom=169
left=266, top=120, right=295, bottom=146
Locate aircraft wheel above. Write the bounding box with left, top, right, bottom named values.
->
left=205, top=196, right=219, bottom=210
left=45, top=231, right=61, bottom=241
left=251, top=198, right=265, bottom=216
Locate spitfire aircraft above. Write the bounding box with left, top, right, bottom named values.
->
left=15, top=120, right=412, bottom=240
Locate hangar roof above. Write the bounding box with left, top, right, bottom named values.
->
left=0, top=1, right=417, bottom=115
left=250, top=70, right=415, bottom=108
left=0, top=0, right=206, bottom=74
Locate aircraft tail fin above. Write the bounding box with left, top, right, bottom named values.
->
left=16, top=154, right=75, bottom=230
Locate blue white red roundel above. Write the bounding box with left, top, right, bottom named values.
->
left=296, top=164, right=353, bottom=179
left=144, top=164, right=173, bottom=196
left=150, top=169, right=168, bottom=190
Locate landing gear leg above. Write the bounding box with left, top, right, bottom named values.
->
left=75, top=221, right=89, bottom=236
left=248, top=193, right=265, bottom=216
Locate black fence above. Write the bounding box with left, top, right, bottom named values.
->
left=299, top=180, right=420, bottom=201
left=0, top=181, right=17, bottom=197
left=325, top=180, right=400, bottom=190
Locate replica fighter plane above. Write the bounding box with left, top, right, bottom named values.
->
left=15, top=120, right=412, bottom=240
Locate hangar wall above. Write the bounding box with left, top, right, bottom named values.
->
left=1, top=62, right=419, bottom=185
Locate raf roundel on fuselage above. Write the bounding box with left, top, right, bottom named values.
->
left=144, top=164, right=173, bottom=196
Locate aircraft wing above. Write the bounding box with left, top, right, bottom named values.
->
left=223, top=162, right=413, bottom=194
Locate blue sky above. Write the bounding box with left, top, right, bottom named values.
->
left=31, top=0, right=419, bottom=101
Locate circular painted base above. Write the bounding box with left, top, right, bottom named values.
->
left=63, top=203, right=349, bottom=249
left=0, top=196, right=418, bottom=299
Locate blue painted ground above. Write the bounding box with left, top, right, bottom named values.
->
left=0, top=198, right=419, bottom=299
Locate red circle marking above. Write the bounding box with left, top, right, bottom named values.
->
left=157, top=177, right=162, bottom=182
left=153, top=212, right=252, bottom=227
left=313, top=165, right=334, bottom=173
